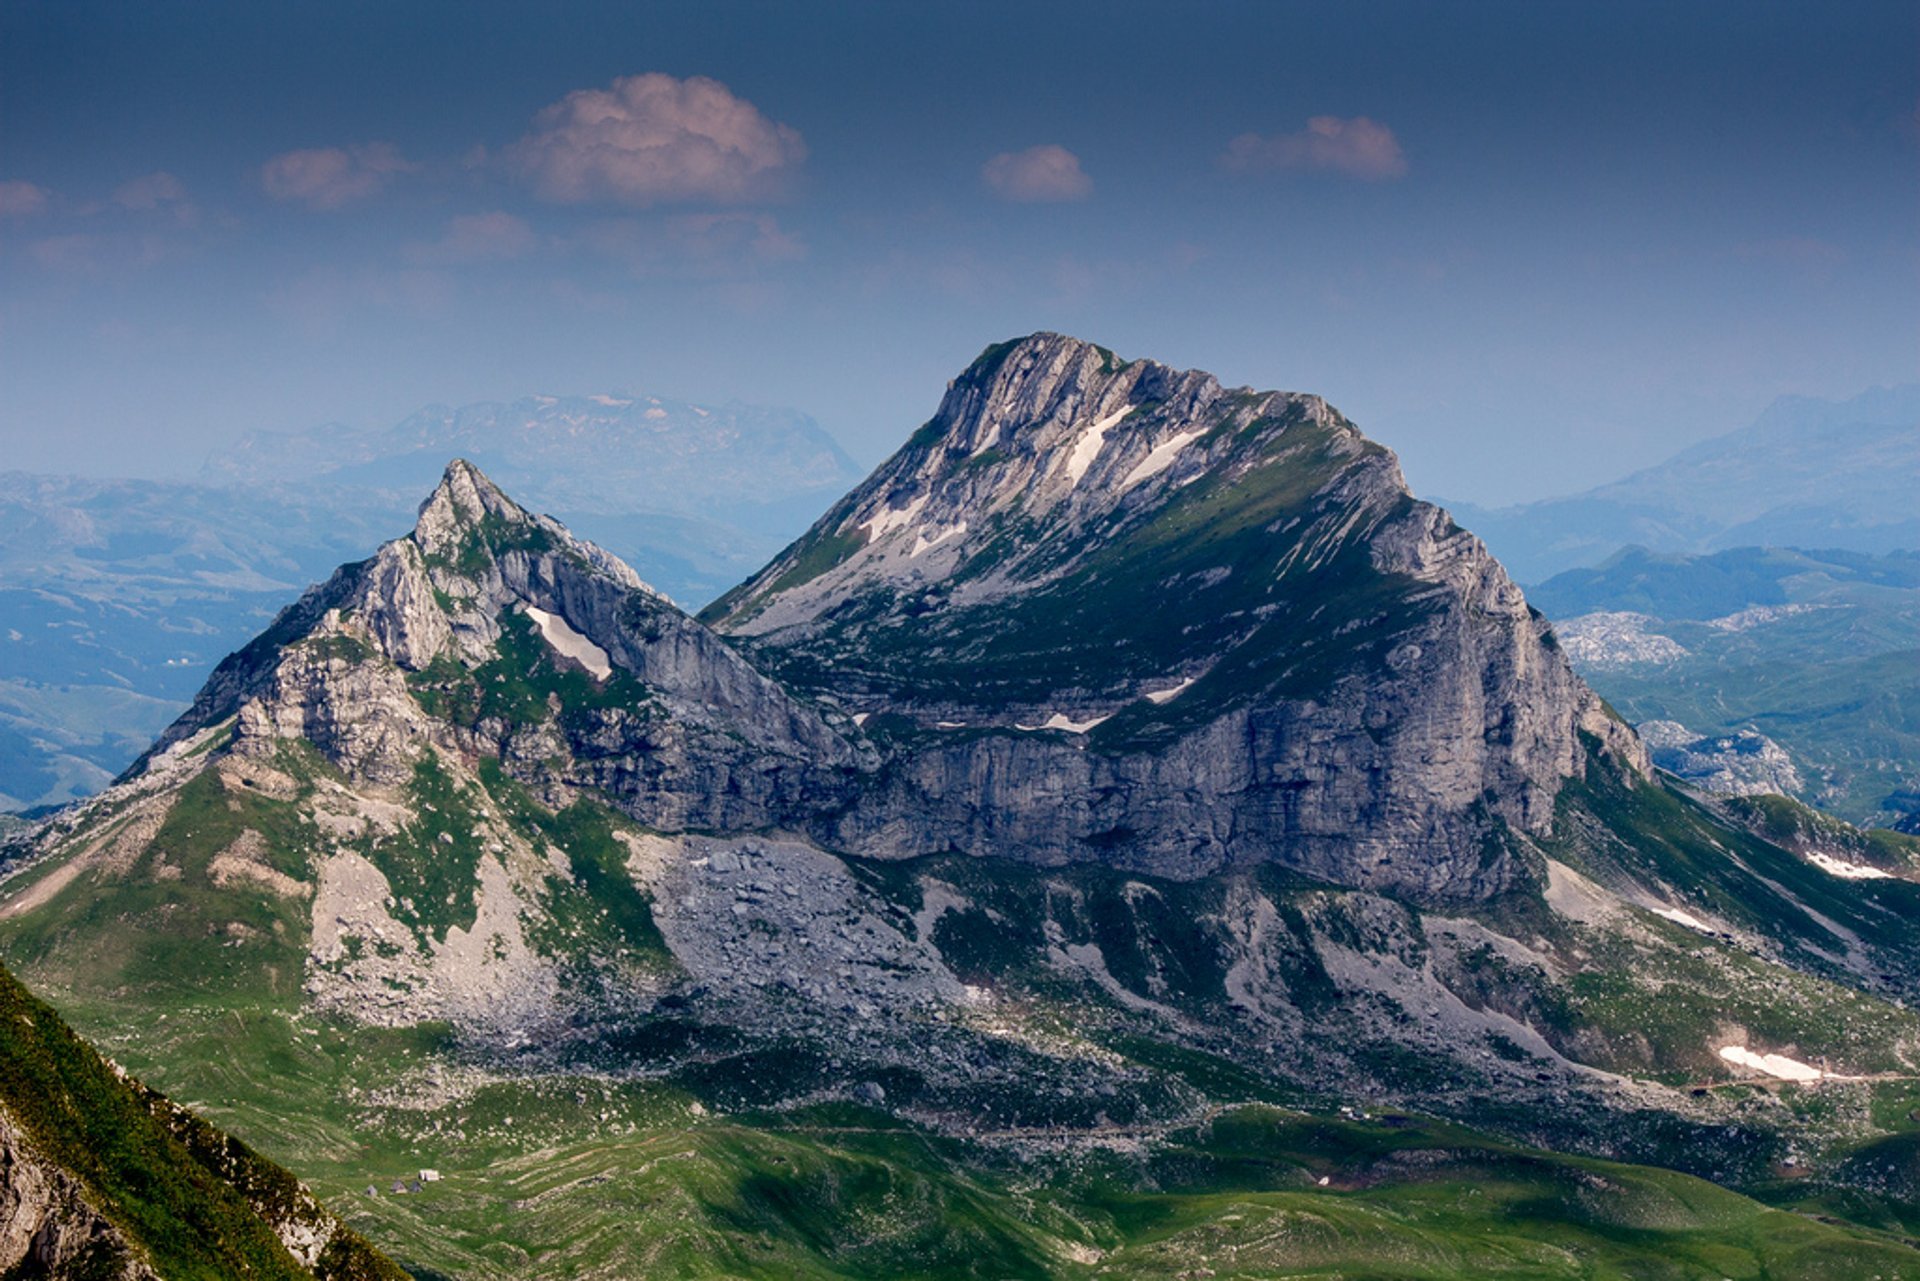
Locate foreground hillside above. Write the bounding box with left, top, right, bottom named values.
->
left=4, top=336, right=1920, bottom=1276
left=0, top=958, right=404, bottom=1279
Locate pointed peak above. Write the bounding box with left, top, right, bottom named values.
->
left=415, top=458, right=529, bottom=537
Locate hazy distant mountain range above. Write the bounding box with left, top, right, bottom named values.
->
left=1444, top=384, right=1920, bottom=584
left=0, top=395, right=861, bottom=810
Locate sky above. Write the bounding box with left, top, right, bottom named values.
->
left=1, top=0, right=1915, bottom=506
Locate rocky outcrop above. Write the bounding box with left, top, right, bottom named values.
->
left=141, top=459, right=857, bottom=830
left=1639, top=720, right=1803, bottom=797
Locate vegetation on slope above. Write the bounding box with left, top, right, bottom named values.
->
left=0, top=958, right=403, bottom=1280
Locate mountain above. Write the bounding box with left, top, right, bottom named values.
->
left=0, top=956, right=403, bottom=1279
left=0, top=392, right=862, bottom=813
left=6, top=339, right=1920, bottom=1274
left=1444, top=384, right=1920, bottom=582
left=705, top=333, right=1646, bottom=902
left=1532, top=545, right=1920, bottom=828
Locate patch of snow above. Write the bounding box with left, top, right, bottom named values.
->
left=1144, top=676, right=1195, bottom=705
left=1651, top=905, right=1713, bottom=933
left=851, top=712, right=870, bottom=727
left=1061, top=407, right=1130, bottom=486
left=935, top=721, right=967, bottom=729
left=1015, top=712, right=1111, bottom=734
left=644, top=407, right=668, bottom=420
left=588, top=394, right=633, bottom=407
left=1718, top=1045, right=1826, bottom=1082
left=859, top=494, right=929, bottom=542
left=522, top=605, right=611, bottom=680
left=910, top=522, right=968, bottom=558
left=969, top=424, right=1000, bottom=457
left=1120, top=429, right=1203, bottom=490
left=1808, top=851, right=1893, bottom=881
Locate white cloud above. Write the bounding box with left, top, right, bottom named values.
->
left=260, top=142, right=413, bottom=208
left=509, top=73, right=806, bottom=206
left=982, top=145, right=1092, bottom=202
left=1221, top=117, right=1408, bottom=180
left=0, top=180, right=50, bottom=217
left=111, top=171, right=186, bottom=210
left=411, top=211, right=539, bottom=263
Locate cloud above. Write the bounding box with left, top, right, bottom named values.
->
left=0, top=180, right=50, bottom=217
left=666, top=211, right=804, bottom=263
left=1221, top=117, right=1407, bottom=180
left=410, top=211, right=538, bottom=264
left=509, top=73, right=806, bottom=206
left=260, top=142, right=413, bottom=208
left=981, top=145, right=1092, bottom=202
left=111, top=171, right=186, bottom=210
left=109, top=171, right=199, bottom=226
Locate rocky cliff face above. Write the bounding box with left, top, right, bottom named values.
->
left=708, top=333, right=1646, bottom=900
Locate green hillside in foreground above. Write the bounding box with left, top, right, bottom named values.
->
left=0, top=957, right=405, bottom=1280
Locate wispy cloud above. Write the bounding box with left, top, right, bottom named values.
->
left=0, top=180, right=50, bottom=217
left=982, top=145, right=1092, bottom=202
left=110, top=171, right=198, bottom=226
left=1221, top=117, right=1407, bottom=180
left=409, top=211, right=539, bottom=264
left=260, top=142, right=413, bottom=209
left=575, top=210, right=805, bottom=277
left=507, top=73, right=806, bottom=206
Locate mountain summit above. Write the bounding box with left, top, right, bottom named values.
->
left=708, top=333, right=1645, bottom=899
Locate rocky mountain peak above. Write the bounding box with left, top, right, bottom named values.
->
left=411, top=457, right=528, bottom=547
left=707, top=332, right=1644, bottom=899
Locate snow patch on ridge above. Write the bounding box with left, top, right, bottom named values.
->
left=523, top=605, right=611, bottom=680
left=1651, top=905, right=1713, bottom=933
left=1015, top=712, right=1110, bottom=734
left=1718, top=1045, right=1827, bottom=1082
left=860, top=495, right=929, bottom=542
left=1144, top=676, right=1195, bottom=705
left=910, top=522, right=968, bottom=558
left=1061, top=408, right=1130, bottom=486
left=1808, top=851, right=1894, bottom=880
left=1121, top=429, right=1203, bottom=490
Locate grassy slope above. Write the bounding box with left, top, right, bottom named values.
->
left=0, top=959, right=403, bottom=1280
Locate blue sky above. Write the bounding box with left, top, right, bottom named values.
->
left=1, top=0, right=1914, bottom=504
